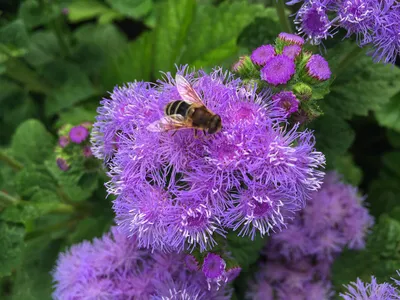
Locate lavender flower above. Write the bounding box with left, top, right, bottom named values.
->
left=282, top=44, right=302, bottom=59
left=250, top=44, right=275, bottom=66
left=278, top=32, right=305, bottom=46
left=272, top=91, right=300, bottom=115
left=295, top=0, right=333, bottom=45
left=340, top=277, right=400, bottom=300
left=202, top=253, right=226, bottom=285
left=58, top=136, right=69, bottom=148
left=52, top=227, right=232, bottom=300
left=92, top=67, right=325, bottom=252
left=248, top=172, right=374, bottom=299
left=56, top=157, right=69, bottom=171
left=69, top=125, right=89, bottom=144
left=261, top=55, right=296, bottom=85
left=306, top=54, right=332, bottom=81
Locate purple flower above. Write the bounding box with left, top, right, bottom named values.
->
left=250, top=44, right=276, bottom=66
left=53, top=227, right=232, bottom=300
left=58, top=136, right=69, bottom=148
left=295, top=1, right=333, bottom=44
left=278, top=32, right=305, bottom=46
left=282, top=44, right=302, bottom=59
left=226, top=267, right=241, bottom=282
left=306, top=54, right=331, bottom=81
left=93, top=67, right=325, bottom=252
left=272, top=91, right=300, bottom=115
left=371, top=5, right=400, bottom=64
left=261, top=55, right=296, bottom=85
left=69, top=125, right=89, bottom=144
left=56, top=157, right=69, bottom=171
left=340, top=277, right=400, bottom=300
left=185, top=255, right=199, bottom=271
left=202, top=253, right=226, bottom=280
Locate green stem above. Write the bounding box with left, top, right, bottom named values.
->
left=335, top=44, right=364, bottom=76
left=0, top=191, right=20, bottom=206
left=0, top=150, right=23, bottom=171
left=275, top=0, right=292, bottom=33
left=4, top=57, right=52, bottom=94
left=52, top=17, right=71, bottom=57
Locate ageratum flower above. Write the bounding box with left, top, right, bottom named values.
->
left=267, top=171, right=373, bottom=261
left=52, top=227, right=232, bottom=300
left=92, top=66, right=325, bottom=252
left=250, top=44, right=276, bottom=66
left=69, top=125, right=89, bottom=144
left=272, top=91, right=300, bottom=115
left=306, top=54, right=331, bottom=81
left=340, top=277, right=400, bottom=300
left=261, top=55, right=296, bottom=85
left=282, top=45, right=302, bottom=59
left=288, top=0, right=400, bottom=64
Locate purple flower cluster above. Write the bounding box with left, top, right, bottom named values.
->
left=247, top=172, right=373, bottom=299
left=91, top=66, right=326, bottom=252
left=289, top=0, right=400, bottom=63
left=55, top=122, right=93, bottom=171
left=52, top=227, right=232, bottom=299
left=341, top=276, right=400, bottom=300
left=245, top=33, right=331, bottom=120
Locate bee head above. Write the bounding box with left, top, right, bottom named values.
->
left=208, top=114, right=222, bottom=134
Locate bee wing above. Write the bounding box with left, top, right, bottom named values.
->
left=175, top=74, right=204, bottom=105
left=147, top=115, right=191, bottom=132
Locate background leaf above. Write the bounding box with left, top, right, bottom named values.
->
left=0, top=221, right=25, bottom=278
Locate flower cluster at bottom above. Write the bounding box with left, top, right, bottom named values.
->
left=52, top=227, right=232, bottom=300
left=247, top=172, right=373, bottom=299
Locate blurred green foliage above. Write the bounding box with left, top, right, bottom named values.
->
left=0, top=0, right=400, bottom=299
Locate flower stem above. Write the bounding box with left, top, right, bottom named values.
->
left=0, top=150, right=23, bottom=171
left=275, top=0, right=293, bottom=33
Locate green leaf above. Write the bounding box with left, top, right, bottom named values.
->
left=226, top=232, right=266, bottom=272
left=382, top=151, right=400, bottom=179
left=66, top=217, right=112, bottom=246
left=11, top=119, right=54, bottom=164
left=18, top=0, right=60, bottom=29
left=323, top=48, right=400, bottom=119
left=101, top=31, right=153, bottom=90
left=41, top=60, right=97, bottom=116
left=332, top=154, right=363, bottom=186
left=0, top=19, right=29, bottom=63
left=0, top=221, right=25, bottom=277
left=179, top=2, right=264, bottom=68
left=237, top=12, right=281, bottom=52
left=56, top=106, right=97, bottom=127
left=14, top=165, right=57, bottom=198
left=387, top=130, right=400, bottom=149
left=332, top=215, right=400, bottom=294
left=368, top=178, right=400, bottom=218
left=24, top=30, right=61, bottom=67
left=376, top=91, right=400, bottom=132
left=66, top=0, right=113, bottom=23
left=105, top=0, right=153, bottom=19
left=0, top=190, right=66, bottom=225
left=153, top=0, right=196, bottom=76
left=309, top=114, right=355, bottom=167
left=45, top=158, right=98, bottom=202
left=10, top=237, right=63, bottom=300
left=72, top=23, right=128, bottom=76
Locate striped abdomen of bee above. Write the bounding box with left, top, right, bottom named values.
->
left=164, top=100, right=222, bottom=134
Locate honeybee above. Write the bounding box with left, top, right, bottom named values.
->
left=147, top=75, right=222, bottom=135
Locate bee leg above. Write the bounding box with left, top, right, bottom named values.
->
left=203, top=130, right=207, bottom=136
left=194, top=129, right=198, bottom=139
left=171, top=130, right=178, bottom=137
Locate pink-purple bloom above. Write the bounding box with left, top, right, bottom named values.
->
left=52, top=227, right=232, bottom=300
left=91, top=66, right=325, bottom=252
left=56, top=157, right=69, bottom=171
left=202, top=253, right=226, bottom=280
left=69, top=125, right=89, bottom=144
left=58, top=136, right=69, bottom=148
left=306, top=54, right=331, bottom=81
left=250, top=44, right=275, bottom=65
left=272, top=91, right=300, bottom=115
left=261, top=55, right=296, bottom=85
left=278, top=32, right=305, bottom=46
left=282, top=44, right=302, bottom=59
